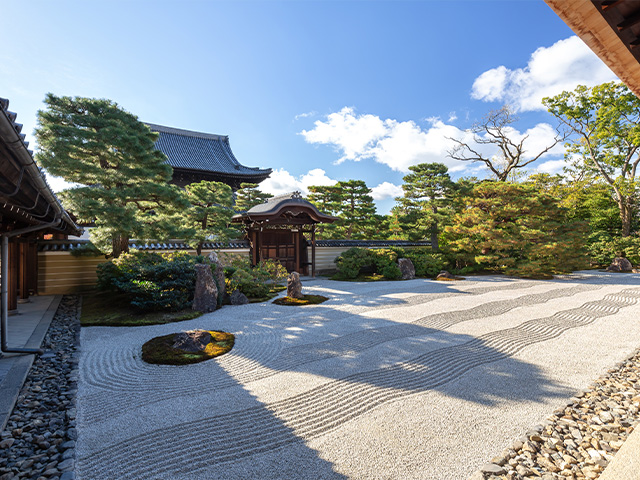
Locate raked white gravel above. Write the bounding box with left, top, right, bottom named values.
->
left=75, top=271, right=640, bottom=480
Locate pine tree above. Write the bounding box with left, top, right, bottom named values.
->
left=181, top=181, right=236, bottom=255
left=35, top=94, right=188, bottom=257
left=234, top=183, right=273, bottom=212
left=397, top=163, right=455, bottom=250
left=444, top=181, right=588, bottom=277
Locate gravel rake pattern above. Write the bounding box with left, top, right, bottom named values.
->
left=78, top=283, right=599, bottom=424
left=76, top=288, right=640, bottom=480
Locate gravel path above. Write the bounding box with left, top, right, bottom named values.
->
left=75, top=272, right=640, bottom=480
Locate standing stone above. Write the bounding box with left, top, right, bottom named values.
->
left=172, top=330, right=212, bottom=352
left=287, top=271, right=303, bottom=299
left=397, top=258, right=415, bottom=280
left=607, top=257, right=633, bottom=272
left=207, top=251, right=226, bottom=305
left=230, top=289, right=249, bottom=305
left=192, top=264, right=218, bottom=313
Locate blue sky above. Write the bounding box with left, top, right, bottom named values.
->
left=1, top=0, right=617, bottom=213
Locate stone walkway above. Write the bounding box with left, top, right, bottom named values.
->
left=74, top=272, right=640, bottom=480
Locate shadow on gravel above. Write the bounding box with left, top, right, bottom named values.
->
left=80, top=275, right=613, bottom=478
left=77, top=352, right=349, bottom=480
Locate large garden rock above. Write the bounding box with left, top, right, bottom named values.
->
left=192, top=264, right=218, bottom=312
left=607, top=257, right=633, bottom=272
left=172, top=330, right=212, bottom=353
left=287, top=271, right=303, bottom=298
left=230, top=290, right=249, bottom=305
left=398, top=258, right=415, bottom=280
left=207, top=251, right=226, bottom=305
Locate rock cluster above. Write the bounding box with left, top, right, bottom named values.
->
left=171, top=330, right=212, bottom=353
left=0, top=296, right=80, bottom=480
left=470, top=350, right=640, bottom=480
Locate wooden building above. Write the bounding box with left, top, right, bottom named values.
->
left=146, top=123, right=272, bottom=190
left=0, top=97, right=81, bottom=354
left=232, top=192, right=336, bottom=276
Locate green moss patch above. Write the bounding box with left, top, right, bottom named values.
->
left=81, top=290, right=202, bottom=327
left=142, top=330, right=235, bottom=365
left=273, top=295, right=329, bottom=306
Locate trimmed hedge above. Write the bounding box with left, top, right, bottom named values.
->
left=97, top=251, right=204, bottom=312
left=334, top=247, right=444, bottom=280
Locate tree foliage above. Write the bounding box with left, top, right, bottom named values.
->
left=307, top=180, right=377, bottom=239
left=444, top=181, right=588, bottom=278
left=35, top=94, right=188, bottom=257
left=544, top=81, right=640, bottom=237
left=180, top=181, right=236, bottom=255
left=396, top=163, right=455, bottom=249
left=234, top=183, right=273, bottom=212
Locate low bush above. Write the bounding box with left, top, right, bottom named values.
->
left=97, top=251, right=203, bottom=312
left=587, top=233, right=640, bottom=267
left=334, top=247, right=401, bottom=280
left=392, top=247, right=445, bottom=277
left=228, top=267, right=271, bottom=298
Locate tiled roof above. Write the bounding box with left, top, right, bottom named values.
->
left=145, top=123, right=271, bottom=179
left=0, top=97, right=82, bottom=236
left=244, top=192, right=310, bottom=215
left=37, top=240, right=250, bottom=252
left=312, top=240, right=432, bottom=248
left=233, top=192, right=336, bottom=224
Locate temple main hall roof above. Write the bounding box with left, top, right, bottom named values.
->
left=145, top=123, right=271, bottom=188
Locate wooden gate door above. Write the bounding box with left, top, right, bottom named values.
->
left=260, top=230, right=296, bottom=272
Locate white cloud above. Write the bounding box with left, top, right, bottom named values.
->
left=45, top=173, right=77, bottom=193
left=259, top=168, right=337, bottom=196
left=536, top=159, right=567, bottom=174
left=294, top=111, right=317, bottom=121
left=300, top=108, right=563, bottom=174
left=371, top=182, right=403, bottom=201
left=471, top=36, right=617, bottom=111
left=448, top=111, right=458, bottom=122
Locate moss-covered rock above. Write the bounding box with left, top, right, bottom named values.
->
left=142, top=330, right=234, bottom=365
left=273, top=295, right=329, bottom=306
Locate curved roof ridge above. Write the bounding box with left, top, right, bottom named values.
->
left=145, top=122, right=228, bottom=141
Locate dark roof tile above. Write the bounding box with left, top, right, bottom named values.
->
left=145, top=123, right=271, bottom=179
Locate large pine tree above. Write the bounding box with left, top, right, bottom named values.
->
left=35, top=94, right=188, bottom=257
left=444, top=181, right=588, bottom=277
left=397, top=163, right=455, bottom=250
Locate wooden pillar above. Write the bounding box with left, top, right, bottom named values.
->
left=7, top=240, right=17, bottom=312
left=250, top=229, right=259, bottom=266
left=27, top=242, right=38, bottom=295
left=18, top=240, right=29, bottom=302
left=294, top=230, right=300, bottom=273
left=312, top=225, right=316, bottom=278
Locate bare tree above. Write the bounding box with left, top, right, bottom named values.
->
left=447, top=105, right=565, bottom=181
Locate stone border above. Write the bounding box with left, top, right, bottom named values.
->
left=0, top=296, right=80, bottom=480
left=470, top=349, right=640, bottom=480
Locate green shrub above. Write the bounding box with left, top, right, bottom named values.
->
left=96, top=251, right=203, bottom=312
left=334, top=247, right=402, bottom=279
left=587, top=233, right=640, bottom=266
left=228, top=265, right=271, bottom=298
left=334, top=247, right=371, bottom=279
left=381, top=262, right=402, bottom=280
